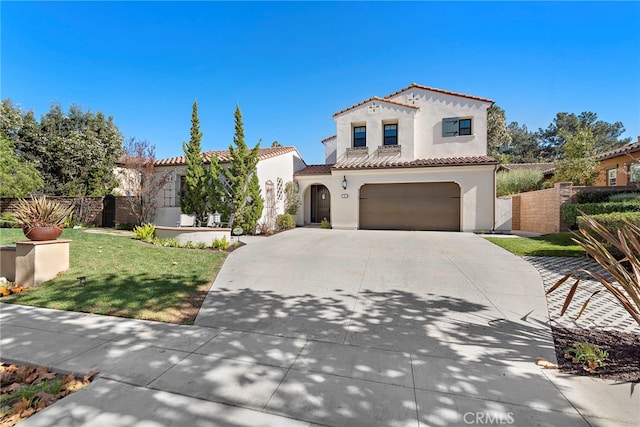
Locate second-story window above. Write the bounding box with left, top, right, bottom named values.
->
left=384, top=124, right=398, bottom=145
left=353, top=126, right=366, bottom=147
left=459, top=119, right=472, bottom=135
left=443, top=117, right=473, bottom=137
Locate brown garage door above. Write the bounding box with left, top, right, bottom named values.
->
left=359, top=182, right=460, bottom=231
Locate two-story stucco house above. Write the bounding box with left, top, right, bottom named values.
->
left=153, top=146, right=306, bottom=227
left=294, top=83, right=498, bottom=231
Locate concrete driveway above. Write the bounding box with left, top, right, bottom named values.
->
left=196, top=228, right=553, bottom=356
left=192, top=228, right=634, bottom=427
left=4, top=228, right=636, bottom=427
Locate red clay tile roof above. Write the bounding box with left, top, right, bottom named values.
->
left=498, top=163, right=556, bottom=176
left=155, top=146, right=299, bottom=166
left=333, top=156, right=497, bottom=170
left=332, top=96, right=419, bottom=118
left=596, top=141, right=640, bottom=161
left=385, top=83, right=493, bottom=104
left=295, top=164, right=334, bottom=175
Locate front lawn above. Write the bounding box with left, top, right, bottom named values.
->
left=0, top=228, right=226, bottom=324
left=485, top=232, right=585, bottom=257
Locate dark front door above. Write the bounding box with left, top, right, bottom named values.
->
left=102, top=195, right=116, bottom=228
left=310, top=185, right=330, bottom=223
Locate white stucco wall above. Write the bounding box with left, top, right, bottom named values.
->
left=153, top=150, right=306, bottom=228
left=256, top=151, right=306, bottom=221
left=332, top=88, right=491, bottom=163
left=334, top=103, right=417, bottom=162
left=323, top=136, right=337, bottom=164
left=387, top=88, right=491, bottom=159
left=494, top=197, right=512, bottom=232
left=328, top=165, right=496, bottom=232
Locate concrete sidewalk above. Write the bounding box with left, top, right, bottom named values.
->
left=1, top=229, right=638, bottom=426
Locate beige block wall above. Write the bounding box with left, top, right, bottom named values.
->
left=0, top=247, right=17, bottom=282
left=16, top=240, right=70, bottom=287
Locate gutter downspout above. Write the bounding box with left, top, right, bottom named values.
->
left=492, top=163, right=497, bottom=233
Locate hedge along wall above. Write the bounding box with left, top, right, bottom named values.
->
left=561, top=200, right=640, bottom=228
left=510, top=183, right=640, bottom=234
left=0, top=196, right=141, bottom=227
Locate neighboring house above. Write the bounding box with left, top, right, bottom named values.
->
left=153, top=146, right=306, bottom=227
left=112, top=156, right=141, bottom=197
left=497, top=163, right=556, bottom=182
left=294, top=83, right=499, bottom=231
left=594, top=137, right=640, bottom=186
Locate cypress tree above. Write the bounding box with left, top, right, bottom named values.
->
left=207, top=152, right=226, bottom=219
left=179, top=101, right=208, bottom=225
left=221, top=105, right=263, bottom=233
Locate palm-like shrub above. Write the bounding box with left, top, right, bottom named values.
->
left=547, top=213, right=640, bottom=326
left=14, top=196, right=74, bottom=230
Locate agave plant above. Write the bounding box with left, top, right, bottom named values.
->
left=14, top=196, right=74, bottom=230
left=547, top=213, right=640, bottom=326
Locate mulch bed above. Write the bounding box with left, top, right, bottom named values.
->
left=0, top=362, right=97, bottom=426
left=551, top=326, right=640, bottom=383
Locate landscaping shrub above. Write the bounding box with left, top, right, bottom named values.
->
left=577, top=211, right=640, bottom=233
left=561, top=201, right=640, bottom=228
left=276, top=213, right=296, bottom=230
left=496, top=169, right=544, bottom=197
left=0, top=213, right=18, bottom=228
left=320, top=218, right=331, bottom=229
left=547, top=214, right=640, bottom=327
left=133, top=223, right=156, bottom=242
left=576, top=189, right=632, bottom=204
left=116, top=223, right=136, bottom=230
left=608, top=192, right=640, bottom=202
left=211, top=236, right=230, bottom=250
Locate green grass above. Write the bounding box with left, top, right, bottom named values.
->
left=485, top=232, right=585, bottom=257
left=0, top=229, right=227, bottom=324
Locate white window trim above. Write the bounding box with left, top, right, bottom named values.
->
left=608, top=168, right=617, bottom=186
left=630, top=163, right=640, bottom=183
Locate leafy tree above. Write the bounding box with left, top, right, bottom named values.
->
left=553, top=125, right=598, bottom=185
left=284, top=181, right=301, bottom=215
left=0, top=136, right=44, bottom=197
left=487, top=105, right=511, bottom=159
left=2, top=100, right=124, bottom=196
left=538, top=112, right=630, bottom=159
left=220, top=106, right=264, bottom=234
left=501, top=122, right=542, bottom=163
left=0, top=99, right=23, bottom=142
left=271, top=140, right=282, bottom=147
left=179, top=101, right=209, bottom=226
left=119, top=137, right=168, bottom=224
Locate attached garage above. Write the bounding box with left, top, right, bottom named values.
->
left=359, top=182, right=460, bottom=231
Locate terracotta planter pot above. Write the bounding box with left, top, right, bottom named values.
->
left=23, top=226, right=63, bottom=241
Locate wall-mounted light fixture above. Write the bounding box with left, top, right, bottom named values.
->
left=341, top=176, right=348, bottom=190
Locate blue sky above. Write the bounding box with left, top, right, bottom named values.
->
left=2, top=1, right=639, bottom=165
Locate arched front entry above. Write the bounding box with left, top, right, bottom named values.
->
left=310, top=184, right=331, bottom=223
